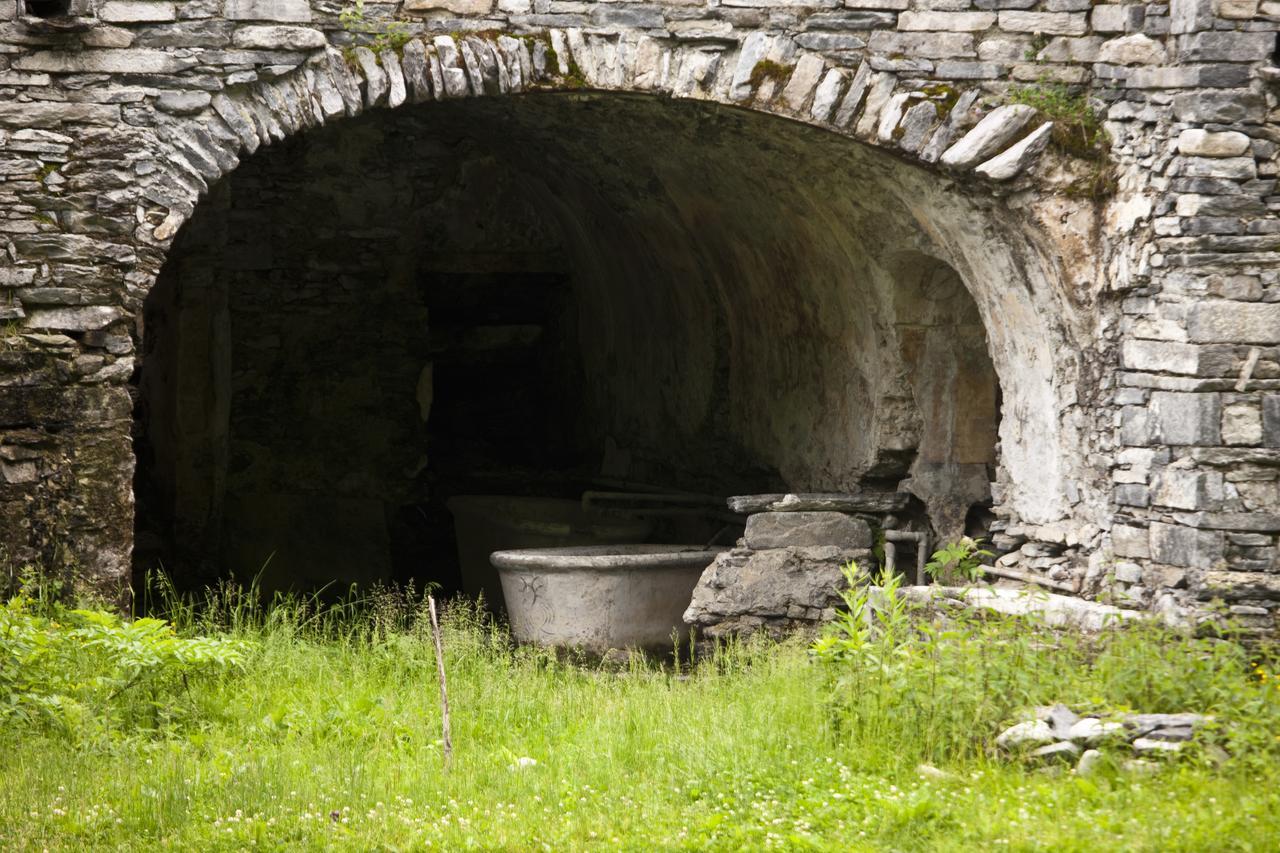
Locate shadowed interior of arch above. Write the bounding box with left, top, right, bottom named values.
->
left=131, top=93, right=1013, bottom=599
left=23, top=0, right=72, bottom=18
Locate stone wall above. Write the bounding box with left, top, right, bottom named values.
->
left=0, top=0, right=1275, bottom=627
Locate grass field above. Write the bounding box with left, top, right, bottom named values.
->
left=1, top=578, right=1278, bottom=851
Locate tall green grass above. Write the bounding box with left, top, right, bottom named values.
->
left=1, top=572, right=1277, bottom=851
left=812, top=566, right=1280, bottom=772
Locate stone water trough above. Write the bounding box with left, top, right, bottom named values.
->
left=490, top=545, right=725, bottom=655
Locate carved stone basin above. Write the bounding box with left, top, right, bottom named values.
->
left=489, top=545, right=726, bottom=654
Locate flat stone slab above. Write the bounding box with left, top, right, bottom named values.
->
left=727, top=492, right=909, bottom=515
left=901, top=586, right=1145, bottom=632
left=744, top=511, right=873, bottom=550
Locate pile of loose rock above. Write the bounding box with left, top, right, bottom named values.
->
left=996, top=703, right=1214, bottom=775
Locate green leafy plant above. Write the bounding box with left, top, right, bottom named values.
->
left=339, top=0, right=410, bottom=57
left=1008, top=82, right=1107, bottom=159
left=923, top=536, right=993, bottom=584
left=811, top=560, right=910, bottom=666
left=1023, top=32, right=1051, bottom=62
left=0, top=595, right=249, bottom=736
left=1007, top=81, right=1116, bottom=198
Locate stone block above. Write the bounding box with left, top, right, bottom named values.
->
left=683, top=546, right=870, bottom=631
left=1121, top=339, right=1200, bottom=375
left=1187, top=302, right=1280, bottom=345
left=1114, top=484, right=1151, bottom=507
left=1263, top=395, right=1280, bottom=448
left=22, top=306, right=122, bottom=332
left=1214, top=0, right=1259, bottom=16
left=0, top=387, right=130, bottom=429
left=1170, top=0, right=1213, bottom=32
left=975, top=120, right=1053, bottom=181
left=842, top=0, right=910, bottom=8
left=1178, top=129, right=1251, bottom=159
left=804, top=10, right=898, bottom=27
left=1222, top=403, right=1263, bottom=446
left=406, top=0, right=495, bottom=10
left=1144, top=565, right=1188, bottom=589
left=232, top=25, right=325, bottom=50
left=1153, top=468, right=1221, bottom=510
left=1151, top=391, right=1221, bottom=445
left=797, top=33, right=869, bottom=51
left=156, top=90, right=213, bottom=115
left=1091, top=4, right=1144, bottom=32
left=809, top=69, right=845, bottom=122
left=867, top=31, right=976, bottom=58
left=1202, top=572, right=1280, bottom=600
left=1114, top=562, right=1142, bottom=584
left=1176, top=156, right=1256, bottom=181
left=1120, top=406, right=1156, bottom=446
left=744, top=512, right=872, bottom=550
left=591, top=5, right=663, bottom=27
left=940, top=104, right=1037, bottom=169
left=978, top=37, right=1033, bottom=61
left=898, top=10, right=996, bottom=29
left=1034, top=35, right=1103, bottom=62
left=1111, top=523, right=1151, bottom=559
left=1177, top=31, right=1275, bottom=62
left=997, top=11, right=1089, bottom=34
left=1098, top=34, right=1166, bottom=65
left=1176, top=511, right=1280, bottom=532
left=224, top=0, right=311, bottom=20
left=1172, top=90, right=1266, bottom=123
left=1150, top=521, right=1223, bottom=569
left=99, top=1, right=176, bottom=22
left=781, top=53, right=826, bottom=114
left=933, top=61, right=1005, bottom=79
left=14, top=50, right=197, bottom=75
left=1129, top=64, right=1251, bottom=89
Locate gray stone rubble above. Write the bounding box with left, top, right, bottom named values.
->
left=997, top=703, right=1214, bottom=772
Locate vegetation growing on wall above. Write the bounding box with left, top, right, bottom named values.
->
left=339, top=0, right=410, bottom=57
left=1008, top=81, right=1116, bottom=198
left=749, top=60, right=794, bottom=90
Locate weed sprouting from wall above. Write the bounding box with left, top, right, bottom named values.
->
left=749, top=60, right=794, bottom=90
left=339, top=0, right=410, bottom=58
left=1009, top=81, right=1116, bottom=198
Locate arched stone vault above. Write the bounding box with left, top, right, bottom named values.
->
left=132, top=32, right=1101, bottom=523
left=134, top=92, right=1079, bottom=591
left=0, top=0, right=1276, bottom=626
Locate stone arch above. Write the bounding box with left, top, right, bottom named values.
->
left=129, top=33, right=1095, bottom=532
left=125, top=30, right=1096, bottom=592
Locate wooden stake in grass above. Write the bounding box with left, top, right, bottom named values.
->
left=427, top=595, right=453, bottom=769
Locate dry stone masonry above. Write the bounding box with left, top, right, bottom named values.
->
left=0, top=0, right=1277, bottom=632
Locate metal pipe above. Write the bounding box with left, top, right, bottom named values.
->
left=884, top=529, right=929, bottom=585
